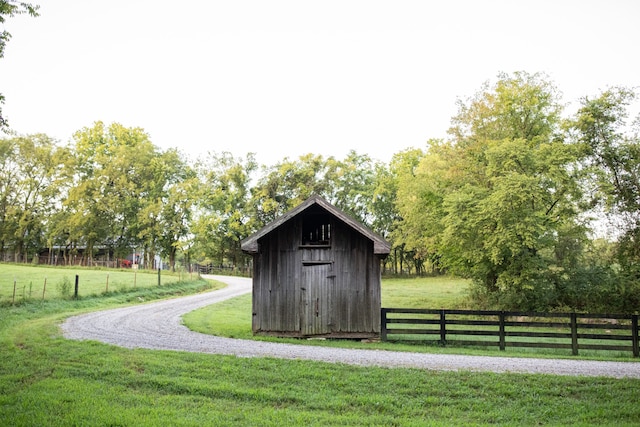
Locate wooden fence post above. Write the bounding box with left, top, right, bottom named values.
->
left=158, top=268, right=161, bottom=287
left=439, top=309, right=447, bottom=346
left=632, top=314, right=639, bottom=358
left=74, top=274, right=79, bottom=299
left=380, top=308, right=388, bottom=342
left=570, top=313, right=578, bottom=356
left=499, top=311, right=506, bottom=351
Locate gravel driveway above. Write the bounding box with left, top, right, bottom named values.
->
left=61, top=275, right=640, bottom=379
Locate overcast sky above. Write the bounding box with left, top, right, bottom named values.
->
left=2, top=0, right=639, bottom=166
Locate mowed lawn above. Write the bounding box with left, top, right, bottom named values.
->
left=1, top=266, right=639, bottom=426
left=0, top=264, right=189, bottom=302
left=381, top=275, right=472, bottom=308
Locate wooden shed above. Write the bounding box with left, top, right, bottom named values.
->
left=241, top=195, right=391, bottom=339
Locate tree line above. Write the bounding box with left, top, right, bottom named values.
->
left=1, top=72, right=639, bottom=313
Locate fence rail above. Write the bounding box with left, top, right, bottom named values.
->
left=381, top=308, right=640, bottom=357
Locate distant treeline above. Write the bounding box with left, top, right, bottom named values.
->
left=2, top=72, right=639, bottom=312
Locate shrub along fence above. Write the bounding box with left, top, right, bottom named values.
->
left=381, top=308, right=640, bottom=357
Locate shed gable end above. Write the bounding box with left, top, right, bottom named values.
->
left=242, top=195, right=388, bottom=338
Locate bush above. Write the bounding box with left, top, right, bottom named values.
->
left=56, top=276, right=72, bottom=299
left=468, top=264, right=639, bottom=314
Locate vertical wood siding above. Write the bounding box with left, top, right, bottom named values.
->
left=252, top=214, right=382, bottom=337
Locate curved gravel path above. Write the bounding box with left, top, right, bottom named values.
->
left=61, top=275, right=640, bottom=379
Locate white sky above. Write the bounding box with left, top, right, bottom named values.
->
left=2, top=0, right=639, bottom=166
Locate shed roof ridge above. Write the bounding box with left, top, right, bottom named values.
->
left=240, top=195, right=390, bottom=255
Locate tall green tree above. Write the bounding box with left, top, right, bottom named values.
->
left=157, top=166, right=198, bottom=271
left=0, top=134, right=67, bottom=261
left=137, top=148, right=196, bottom=271
left=331, top=151, right=381, bottom=226
left=575, top=87, right=640, bottom=279
left=0, top=136, right=18, bottom=256
left=387, top=147, right=431, bottom=274
left=192, top=152, right=257, bottom=268
left=60, top=122, right=159, bottom=264
left=397, top=72, right=586, bottom=309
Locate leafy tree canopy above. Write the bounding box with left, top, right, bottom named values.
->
left=574, top=87, right=640, bottom=274
left=395, top=72, right=588, bottom=309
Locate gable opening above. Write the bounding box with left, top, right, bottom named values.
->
left=302, top=212, right=331, bottom=246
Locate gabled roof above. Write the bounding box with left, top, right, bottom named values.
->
left=241, top=195, right=391, bottom=255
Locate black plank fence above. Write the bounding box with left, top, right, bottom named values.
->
left=381, top=308, right=640, bottom=357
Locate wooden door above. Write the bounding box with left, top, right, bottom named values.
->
left=301, top=262, right=333, bottom=336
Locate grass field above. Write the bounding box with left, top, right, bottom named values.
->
left=1, top=265, right=640, bottom=426
left=0, top=264, right=194, bottom=303
left=381, top=275, right=472, bottom=308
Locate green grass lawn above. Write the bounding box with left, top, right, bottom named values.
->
left=0, top=264, right=194, bottom=302
left=381, top=275, right=472, bottom=309
left=1, top=266, right=640, bottom=426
